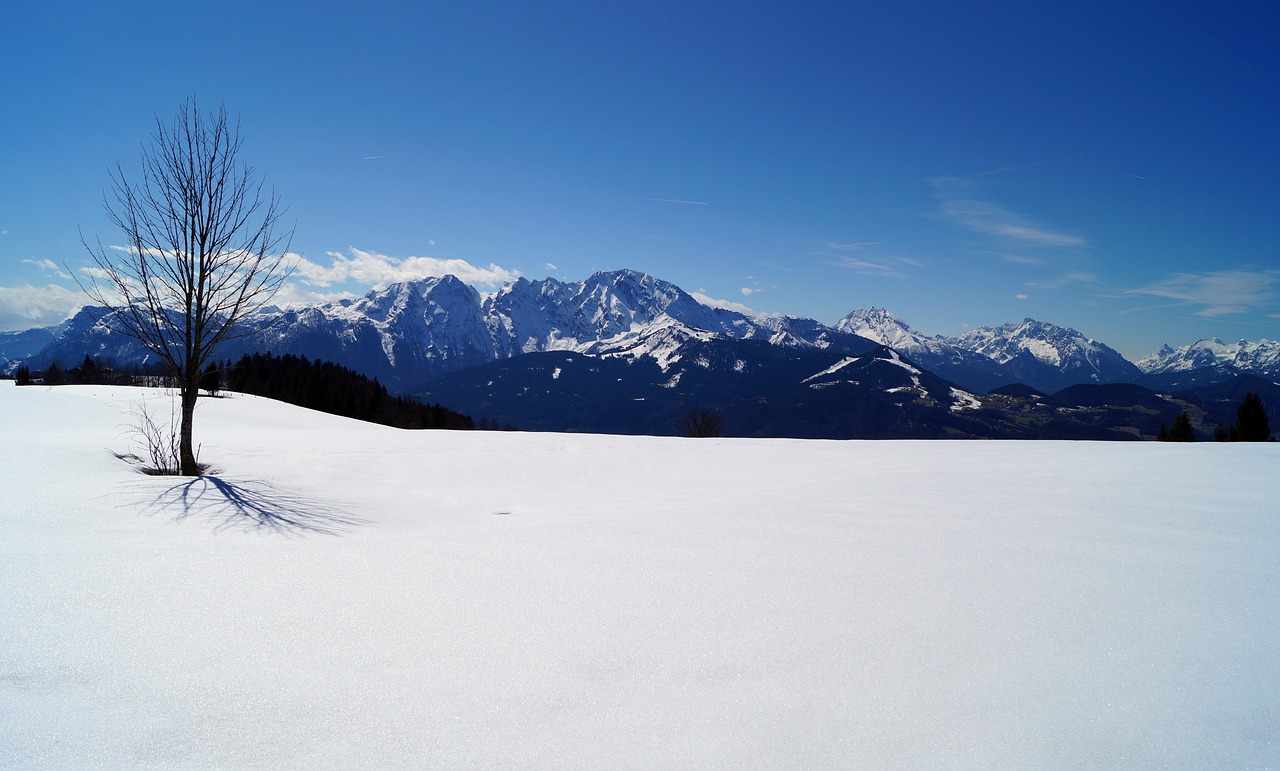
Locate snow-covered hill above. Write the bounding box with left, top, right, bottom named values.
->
left=3, top=382, right=1277, bottom=766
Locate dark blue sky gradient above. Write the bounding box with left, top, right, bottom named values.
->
left=2, top=2, right=1276, bottom=357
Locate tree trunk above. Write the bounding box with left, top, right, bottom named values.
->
left=179, top=380, right=200, bottom=475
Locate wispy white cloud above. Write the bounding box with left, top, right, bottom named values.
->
left=740, top=287, right=760, bottom=296
left=822, top=241, right=882, bottom=251
left=989, top=251, right=1050, bottom=266
left=1126, top=269, right=1280, bottom=317
left=1025, top=272, right=1099, bottom=290
left=0, top=284, right=83, bottom=331
left=815, top=241, right=913, bottom=279
left=1014, top=293, right=1029, bottom=301
left=544, top=263, right=557, bottom=272
left=932, top=177, right=1086, bottom=248
left=78, top=266, right=114, bottom=283
left=833, top=256, right=906, bottom=279
left=644, top=198, right=709, bottom=206
left=293, top=247, right=520, bottom=289
left=939, top=198, right=1085, bottom=246
left=692, top=290, right=756, bottom=315
left=22, top=258, right=71, bottom=279
left=269, top=283, right=359, bottom=309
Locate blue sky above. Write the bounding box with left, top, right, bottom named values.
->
left=2, top=1, right=1276, bottom=358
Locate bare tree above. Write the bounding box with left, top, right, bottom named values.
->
left=80, top=98, right=293, bottom=475
left=678, top=408, right=725, bottom=438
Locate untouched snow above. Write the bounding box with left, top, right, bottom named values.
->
left=2, top=383, right=1278, bottom=768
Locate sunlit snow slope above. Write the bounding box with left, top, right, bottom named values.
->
left=1, top=383, right=1276, bottom=767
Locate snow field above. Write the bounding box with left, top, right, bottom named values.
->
left=1, top=383, right=1277, bottom=767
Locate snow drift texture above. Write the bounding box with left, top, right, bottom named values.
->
left=1, top=382, right=1277, bottom=767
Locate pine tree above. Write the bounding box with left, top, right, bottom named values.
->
left=1167, top=411, right=1196, bottom=442
left=1232, top=392, right=1272, bottom=442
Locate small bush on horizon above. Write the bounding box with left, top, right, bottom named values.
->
left=679, top=408, right=725, bottom=438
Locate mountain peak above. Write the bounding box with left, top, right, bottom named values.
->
left=950, top=317, right=1138, bottom=390
left=835, top=307, right=923, bottom=351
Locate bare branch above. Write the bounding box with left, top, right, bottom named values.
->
left=78, top=97, right=295, bottom=475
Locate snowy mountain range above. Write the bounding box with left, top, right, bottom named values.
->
left=8, top=269, right=1279, bottom=433
left=835, top=308, right=1012, bottom=393
left=14, top=270, right=877, bottom=388
left=1136, top=337, right=1280, bottom=377
left=835, top=308, right=1148, bottom=393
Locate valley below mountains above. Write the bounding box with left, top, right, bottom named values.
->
left=6, top=269, right=1279, bottom=440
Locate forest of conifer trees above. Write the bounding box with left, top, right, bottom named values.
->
left=222, top=352, right=474, bottom=430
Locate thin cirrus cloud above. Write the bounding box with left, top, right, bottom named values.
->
left=990, top=251, right=1050, bottom=267
left=293, top=247, right=521, bottom=290
left=1127, top=269, right=1280, bottom=317
left=931, top=176, right=1086, bottom=248
left=938, top=198, right=1086, bottom=247
left=1025, top=272, right=1099, bottom=290
left=818, top=241, right=910, bottom=280
left=834, top=256, right=907, bottom=279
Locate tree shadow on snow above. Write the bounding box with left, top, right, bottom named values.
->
left=143, top=476, right=366, bottom=536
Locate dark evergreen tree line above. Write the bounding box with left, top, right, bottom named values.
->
left=13, top=356, right=171, bottom=387
left=224, top=352, right=474, bottom=430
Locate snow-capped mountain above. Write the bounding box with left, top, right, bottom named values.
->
left=0, top=323, right=63, bottom=366
left=14, top=269, right=878, bottom=387
left=483, top=270, right=730, bottom=358
left=947, top=318, right=1141, bottom=393
left=253, top=274, right=498, bottom=382
left=1136, top=338, right=1280, bottom=378
left=14, top=268, right=1268, bottom=406
left=835, top=308, right=928, bottom=352
left=835, top=308, right=1012, bottom=393
left=13, top=305, right=176, bottom=373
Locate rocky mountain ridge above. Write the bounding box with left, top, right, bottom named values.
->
left=9, top=269, right=1280, bottom=395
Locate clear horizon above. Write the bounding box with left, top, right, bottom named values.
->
left=3, top=3, right=1276, bottom=360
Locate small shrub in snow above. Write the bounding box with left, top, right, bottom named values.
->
left=116, top=398, right=205, bottom=476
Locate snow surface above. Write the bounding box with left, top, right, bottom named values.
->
left=949, top=387, right=983, bottom=412
left=3, top=383, right=1278, bottom=768
left=803, top=356, right=858, bottom=382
